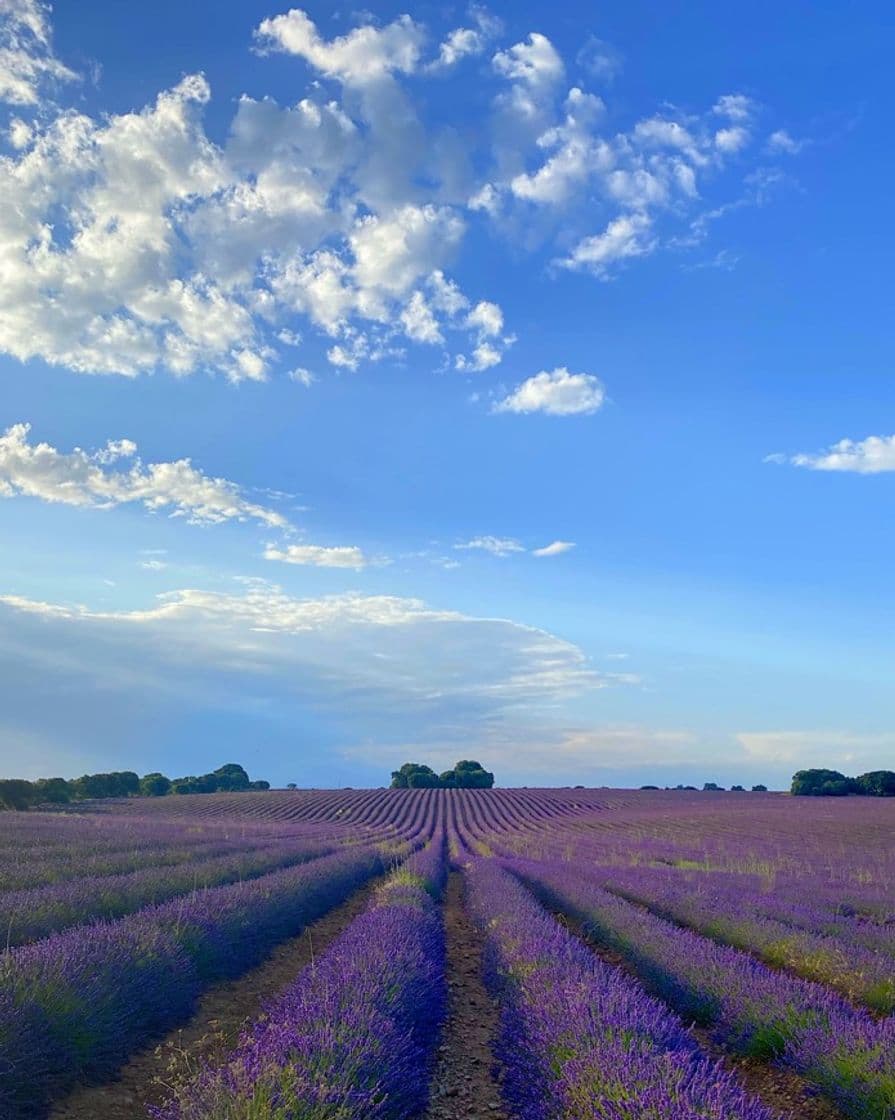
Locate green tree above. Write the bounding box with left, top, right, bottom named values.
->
left=450, top=760, right=495, bottom=788
left=791, top=769, right=857, bottom=797
left=854, top=770, right=895, bottom=797
left=33, top=777, right=71, bottom=804
left=0, top=779, right=35, bottom=810
left=390, top=762, right=439, bottom=788
left=212, top=763, right=251, bottom=791
left=702, top=782, right=724, bottom=791
left=751, top=784, right=768, bottom=792
left=140, top=772, right=172, bottom=797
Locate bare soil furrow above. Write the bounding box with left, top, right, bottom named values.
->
left=423, top=870, right=507, bottom=1120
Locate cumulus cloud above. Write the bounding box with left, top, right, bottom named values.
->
left=494, top=368, right=605, bottom=416
left=0, top=6, right=798, bottom=383
left=254, top=10, right=424, bottom=85
left=454, top=535, right=525, bottom=557
left=0, top=8, right=505, bottom=380
left=0, top=422, right=288, bottom=528
left=769, top=434, right=895, bottom=474
left=532, top=540, right=575, bottom=557
left=0, top=0, right=76, bottom=105
left=264, top=543, right=370, bottom=570
left=429, top=7, right=501, bottom=71
left=559, top=213, right=656, bottom=276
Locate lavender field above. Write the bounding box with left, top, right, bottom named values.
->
left=1, top=789, right=893, bottom=1120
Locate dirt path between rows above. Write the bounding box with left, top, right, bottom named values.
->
left=548, top=909, right=846, bottom=1120
left=50, top=879, right=380, bottom=1120
left=423, top=871, right=507, bottom=1119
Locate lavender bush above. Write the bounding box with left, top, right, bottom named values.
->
left=152, top=838, right=447, bottom=1120
left=0, top=847, right=382, bottom=1119
left=463, top=858, right=781, bottom=1120
left=515, top=859, right=895, bottom=1120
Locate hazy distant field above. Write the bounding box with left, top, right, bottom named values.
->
left=2, top=789, right=892, bottom=1120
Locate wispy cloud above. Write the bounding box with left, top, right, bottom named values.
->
left=0, top=422, right=287, bottom=528
left=767, top=433, right=895, bottom=473
left=454, top=535, right=525, bottom=557
left=532, top=540, right=575, bottom=557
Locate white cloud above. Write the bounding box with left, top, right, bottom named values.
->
left=0, top=585, right=613, bottom=731
left=0, top=9, right=502, bottom=380
left=767, top=128, right=807, bottom=155
left=455, top=535, right=524, bottom=557
left=0, top=6, right=796, bottom=382
left=494, top=367, right=605, bottom=416
left=713, top=94, right=755, bottom=122
left=772, top=434, right=895, bottom=474
left=493, top=32, right=564, bottom=89
left=714, top=126, right=750, bottom=153
left=288, top=367, right=316, bottom=387
left=510, top=87, right=608, bottom=205
left=532, top=540, right=575, bottom=557
left=264, top=543, right=370, bottom=570
left=0, top=422, right=287, bottom=528
left=254, top=9, right=424, bottom=85
left=0, top=0, right=76, bottom=105
left=559, top=213, right=656, bottom=276
left=430, top=8, right=500, bottom=72
left=465, top=299, right=504, bottom=337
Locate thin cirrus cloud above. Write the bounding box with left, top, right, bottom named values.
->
left=455, top=536, right=576, bottom=558
left=494, top=368, right=605, bottom=416
left=0, top=3, right=799, bottom=385
left=454, top=535, right=525, bottom=557
left=767, top=434, right=895, bottom=474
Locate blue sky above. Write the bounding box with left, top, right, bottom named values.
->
left=1, top=0, right=894, bottom=789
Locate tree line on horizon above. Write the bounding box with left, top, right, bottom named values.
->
left=390, top=760, right=495, bottom=789
left=790, top=768, right=895, bottom=797
left=0, top=762, right=270, bottom=811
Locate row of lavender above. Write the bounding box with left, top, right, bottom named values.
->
left=463, top=858, right=782, bottom=1120
left=152, top=839, right=449, bottom=1119
left=0, top=846, right=385, bottom=1119
left=0, top=836, right=341, bottom=946
left=590, top=863, right=895, bottom=1011
left=513, top=859, right=895, bottom=1120
left=0, top=812, right=343, bottom=893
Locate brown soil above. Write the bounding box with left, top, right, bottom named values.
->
left=550, top=910, right=847, bottom=1120
left=49, top=880, right=379, bottom=1120
left=423, top=871, right=507, bottom=1119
